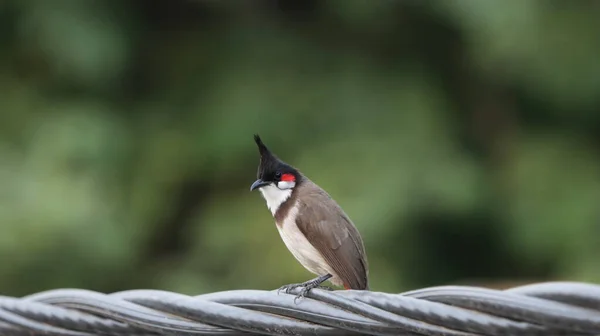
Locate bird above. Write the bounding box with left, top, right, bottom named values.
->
left=249, top=134, right=369, bottom=300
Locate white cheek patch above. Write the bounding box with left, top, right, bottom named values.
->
left=277, top=181, right=296, bottom=190
left=259, top=183, right=293, bottom=215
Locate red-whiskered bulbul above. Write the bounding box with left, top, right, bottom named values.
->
left=250, top=134, right=369, bottom=299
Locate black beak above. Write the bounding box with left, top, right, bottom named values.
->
left=250, top=179, right=270, bottom=191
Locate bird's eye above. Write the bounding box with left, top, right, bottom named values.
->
left=274, top=171, right=282, bottom=179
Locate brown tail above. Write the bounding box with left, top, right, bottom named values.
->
left=344, top=283, right=369, bottom=290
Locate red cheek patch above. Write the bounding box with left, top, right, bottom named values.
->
left=281, top=173, right=295, bottom=182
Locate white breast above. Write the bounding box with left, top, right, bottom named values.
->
left=277, top=200, right=333, bottom=277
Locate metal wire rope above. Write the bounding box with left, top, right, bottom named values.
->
left=0, top=281, right=596, bottom=335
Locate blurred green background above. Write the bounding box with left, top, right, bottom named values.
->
left=1, top=0, right=599, bottom=297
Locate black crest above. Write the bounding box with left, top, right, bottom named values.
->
left=254, top=134, right=278, bottom=179
left=253, top=134, right=298, bottom=181
left=254, top=134, right=272, bottom=158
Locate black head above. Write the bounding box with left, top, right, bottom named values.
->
left=250, top=134, right=300, bottom=191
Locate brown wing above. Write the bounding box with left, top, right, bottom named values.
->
left=295, top=183, right=369, bottom=290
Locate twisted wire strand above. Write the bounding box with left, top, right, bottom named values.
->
left=0, top=281, right=596, bottom=335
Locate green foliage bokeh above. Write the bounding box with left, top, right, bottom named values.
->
left=1, top=0, right=599, bottom=296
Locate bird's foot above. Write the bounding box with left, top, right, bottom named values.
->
left=277, top=282, right=304, bottom=295
left=277, top=283, right=333, bottom=294
left=277, top=274, right=333, bottom=303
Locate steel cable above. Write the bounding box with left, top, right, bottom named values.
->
left=0, top=281, right=595, bottom=335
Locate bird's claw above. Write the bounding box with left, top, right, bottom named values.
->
left=293, top=287, right=313, bottom=304
left=278, top=281, right=324, bottom=303
left=278, top=283, right=332, bottom=294
left=277, top=274, right=334, bottom=303
left=277, top=283, right=302, bottom=295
